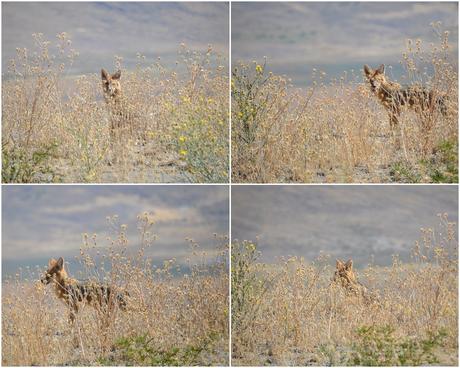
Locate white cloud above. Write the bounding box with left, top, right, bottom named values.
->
left=232, top=2, right=458, bottom=84
left=2, top=2, right=229, bottom=75
left=2, top=187, right=228, bottom=269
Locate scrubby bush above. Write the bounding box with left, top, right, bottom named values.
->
left=231, top=214, right=458, bottom=366
left=232, top=24, right=458, bottom=183
left=2, top=213, right=229, bottom=366
left=2, top=33, right=229, bottom=183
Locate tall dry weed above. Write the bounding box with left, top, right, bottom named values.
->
left=2, top=213, right=229, bottom=366
left=232, top=24, right=458, bottom=183
left=2, top=33, right=229, bottom=183
left=231, top=214, right=458, bottom=366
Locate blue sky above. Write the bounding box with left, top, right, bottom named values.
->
left=232, top=186, right=458, bottom=267
left=2, top=2, right=229, bottom=75
left=232, top=2, right=458, bottom=85
left=2, top=186, right=229, bottom=278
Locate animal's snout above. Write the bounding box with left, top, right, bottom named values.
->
left=369, top=80, right=378, bottom=92
left=108, top=84, right=116, bottom=94
left=41, top=273, right=52, bottom=284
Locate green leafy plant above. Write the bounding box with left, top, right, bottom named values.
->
left=425, top=139, right=458, bottom=183
left=2, top=141, right=60, bottom=183
left=389, top=161, right=422, bottom=183
left=231, top=241, right=273, bottom=355
left=98, top=333, right=218, bottom=366
left=348, top=324, right=447, bottom=366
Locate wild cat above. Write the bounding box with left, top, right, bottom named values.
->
left=363, top=64, right=447, bottom=129
left=41, top=257, right=127, bottom=323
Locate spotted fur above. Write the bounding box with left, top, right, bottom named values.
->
left=363, top=64, right=447, bottom=129
left=41, top=257, right=127, bottom=322
left=333, top=259, right=377, bottom=304
left=101, top=68, right=130, bottom=140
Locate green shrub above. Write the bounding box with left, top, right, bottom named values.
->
left=232, top=62, right=291, bottom=182
left=390, top=139, right=458, bottom=183
left=348, top=324, right=447, bottom=366
left=231, top=241, right=273, bottom=355
left=171, top=49, right=228, bottom=183
left=98, top=332, right=218, bottom=366
left=2, top=141, right=60, bottom=183
left=425, top=140, right=458, bottom=183
left=389, top=161, right=422, bottom=183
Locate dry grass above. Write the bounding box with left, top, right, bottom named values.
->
left=232, top=24, right=458, bottom=183
left=2, top=33, right=229, bottom=183
left=231, top=214, right=458, bottom=366
left=2, top=213, right=229, bottom=366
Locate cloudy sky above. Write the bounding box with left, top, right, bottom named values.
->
left=232, top=186, right=458, bottom=268
left=2, top=186, right=229, bottom=278
left=2, top=2, right=229, bottom=75
left=232, top=2, right=458, bottom=85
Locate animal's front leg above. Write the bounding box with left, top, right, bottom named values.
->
left=388, top=109, right=402, bottom=149
left=68, top=302, right=78, bottom=324
left=388, top=106, right=400, bottom=129
left=108, top=118, right=121, bottom=165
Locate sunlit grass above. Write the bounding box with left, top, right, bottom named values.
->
left=2, top=213, right=229, bottom=366
left=2, top=33, right=229, bottom=183
left=232, top=214, right=458, bottom=366
left=232, top=23, right=458, bottom=183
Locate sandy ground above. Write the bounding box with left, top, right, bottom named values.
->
left=47, top=141, right=191, bottom=183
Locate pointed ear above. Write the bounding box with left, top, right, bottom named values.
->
left=336, top=259, right=344, bottom=269
left=112, top=70, right=121, bottom=80
left=363, top=65, right=371, bottom=76
left=376, top=64, right=385, bottom=74
left=101, top=68, right=109, bottom=81
left=48, top=258, right=56, bottom=267
left=57, top=257, right=64, bottom=270
left=345, top=259, right=353, bottom=270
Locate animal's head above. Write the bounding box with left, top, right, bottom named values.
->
left=333, top=259, right=357, bottom=286
left=363, top=64, right=387, bottom=92
left=101, top=69, right=122, bottom=101
left=41, top=257, right=65, bottom=285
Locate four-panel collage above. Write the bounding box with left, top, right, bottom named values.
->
left=1, top=1, right=458, bottom=367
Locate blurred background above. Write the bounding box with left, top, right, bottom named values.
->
left=232, top=186, right=458, bottom=267
left=2, top=186, right=229, bottom=278
left=232, top=2, right=458, bottom=85
left=2, top=2, right=229, bottom=75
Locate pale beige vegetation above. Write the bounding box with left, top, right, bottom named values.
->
left=2, top=33, right=229, bottom=183
left=2, top=213, right=229, bottom=366
left=232, top=214, right=458, bottom=366
left=232, top=23, right=458, bottom=183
